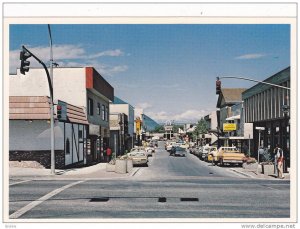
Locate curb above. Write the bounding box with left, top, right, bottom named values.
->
left=229, top=169, right=254, bottom=178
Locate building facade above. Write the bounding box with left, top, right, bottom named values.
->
left=242, top=67, right=290, bottom=167
left=216, top=88, right=246, bottom=148
left=110, top=96, right=135, bottom=150
left=9, top=67, right=114, bottom=165
left=9, top=96, right=88, bottom=169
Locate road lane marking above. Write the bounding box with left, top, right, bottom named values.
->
left=10, top=180, right=32, bottom=186
left=9, top=180, right=86, bottom=219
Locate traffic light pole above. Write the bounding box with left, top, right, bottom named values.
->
left=218, top=76, right=290, bottom=90
left=21, top=45, right=55, bottom=174
left=48, top=25, right=55, bottom=175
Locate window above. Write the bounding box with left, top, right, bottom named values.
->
left=97, top=102, right=101, bottom=115
left=66, top=138, right=70, bottom=154
left=88, top=98, right=94, bottom=116
left=105, top=106, right=109, bottom=121
left=102, top=104, right=105, bottom=121
left=79, top=130, right=83, bottom=140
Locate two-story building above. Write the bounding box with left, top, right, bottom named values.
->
left=216, top=88, right=246, bottom=148
left=9, top=67, right=114, bottom=165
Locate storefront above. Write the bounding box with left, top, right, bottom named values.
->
left=242, top=67, right=290, bottom=169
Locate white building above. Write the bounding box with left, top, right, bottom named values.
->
left=9, top=96, right=88, bottom=168
left=9, top=67, right=114, bottom=164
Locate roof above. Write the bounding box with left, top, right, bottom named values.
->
left=217, top=88, right=246, bottom=108
left=9, top=96, right=51, bottom=120
left=9, top=96, right=88, bottom=125
left=113, top=96, right=127, bottom=104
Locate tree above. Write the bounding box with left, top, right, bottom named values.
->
left=193, top=118, right=208, bottom=141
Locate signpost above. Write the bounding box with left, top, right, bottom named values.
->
left=255, top=127, right=265, bottom=172
left=223, top=123, right=237, bottom=132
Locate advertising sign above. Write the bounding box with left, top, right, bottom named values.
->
left=164, top=125, right=173, bottom=131
left=223, top=123, right=237, bottom=132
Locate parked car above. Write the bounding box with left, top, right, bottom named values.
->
left=173, top=146, right=186, bottom=157
left=212, top=146, right=246, bottom=166
left=130, top=147, right=152, bottom=157
left=189, top=146, right=196, bottom=154
left=200, top=145, right=210, bottom=161
left=194, top=146, right=202, bottom=158
left=126, top=151, right=148, bottom=166
left=145, top=146, right=155, bottom=154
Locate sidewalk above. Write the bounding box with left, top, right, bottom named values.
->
left=229, top=167, right=290, bottom=180
left=9, top=163, right=139, bottom=180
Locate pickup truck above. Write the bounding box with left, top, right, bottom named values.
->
left=212, top=147, right=245, bottom=166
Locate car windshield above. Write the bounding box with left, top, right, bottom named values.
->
left=175, top=147, right=185, bottom=151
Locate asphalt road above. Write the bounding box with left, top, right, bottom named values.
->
left=9, top=141, right=290, bottom=219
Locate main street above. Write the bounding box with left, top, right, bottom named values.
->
left=9, top=142, right=290, bottom=219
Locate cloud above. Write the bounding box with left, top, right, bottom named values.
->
left=147, top=109, right=214, bottom=123
left=87, top=49, right=124, bottom=59
left=235, top=53, right=266, bottom=60
left=135, top=102, right=153, bottom=110
left=9, top=44, right=127, bottom=76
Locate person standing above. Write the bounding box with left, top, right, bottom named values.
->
left=258, top=146, right=265, bottom=162
left=273, top=144, right=279, bottom=177
left=106, top=147, right=112, bottom=162
left=276, top=147, right=285, bottom=179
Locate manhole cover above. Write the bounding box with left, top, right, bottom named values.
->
left=158, top=197, right=167, bottom=203
left=90, top=197, right=109, bottom=202
left=180, top=198, right=199, bottom=202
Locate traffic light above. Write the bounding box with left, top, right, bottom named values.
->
left=55, top=101, right=67, bottom=121
left=216, top=78, right=221, bottom=94
left=56, top=104, right=62, bottom=119
left=20, top=48, right=32, bottom=75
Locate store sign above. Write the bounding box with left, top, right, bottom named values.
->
left=164, top=125, right=173, bottom=131
left=223, top=123, right=237, bottom=132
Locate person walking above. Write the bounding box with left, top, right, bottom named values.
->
left=273, top=144, right=279, bottom=177
left=106, top=147, right=112, bottom=162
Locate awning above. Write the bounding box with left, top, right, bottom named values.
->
left=226, top=115, right=240, bottom=121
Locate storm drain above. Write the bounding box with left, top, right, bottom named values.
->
left=209, top=172, right=214, bottom=175
left=90, top=197, right=109, bottom=202
left=180, top=198, right=199, bottom=202
left=158, top=197, right=167, bottom=203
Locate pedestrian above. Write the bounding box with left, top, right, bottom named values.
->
left=106, top=147, right=112, bottom=162
left=273, top=144, right=279, bottom=177
left=276, top=147, right=285, bottom=179
left=258, top=146, right=265, bottom=162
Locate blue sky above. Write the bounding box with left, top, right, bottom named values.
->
left=9, top=24, right=290, bottom=123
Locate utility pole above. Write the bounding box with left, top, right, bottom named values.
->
left=48, top=24, right=55, bottom=175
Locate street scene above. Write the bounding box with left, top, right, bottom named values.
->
left=6, top=16, right=294, bottom=222
left=9, top=141, right=290, bottom=219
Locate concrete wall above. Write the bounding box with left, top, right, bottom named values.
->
left=10, top=120, right=87, bottom=167
left=9, top=120, right=64, bottom=151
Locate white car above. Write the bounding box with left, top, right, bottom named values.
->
left=130, top=147, right=152, bottom=157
